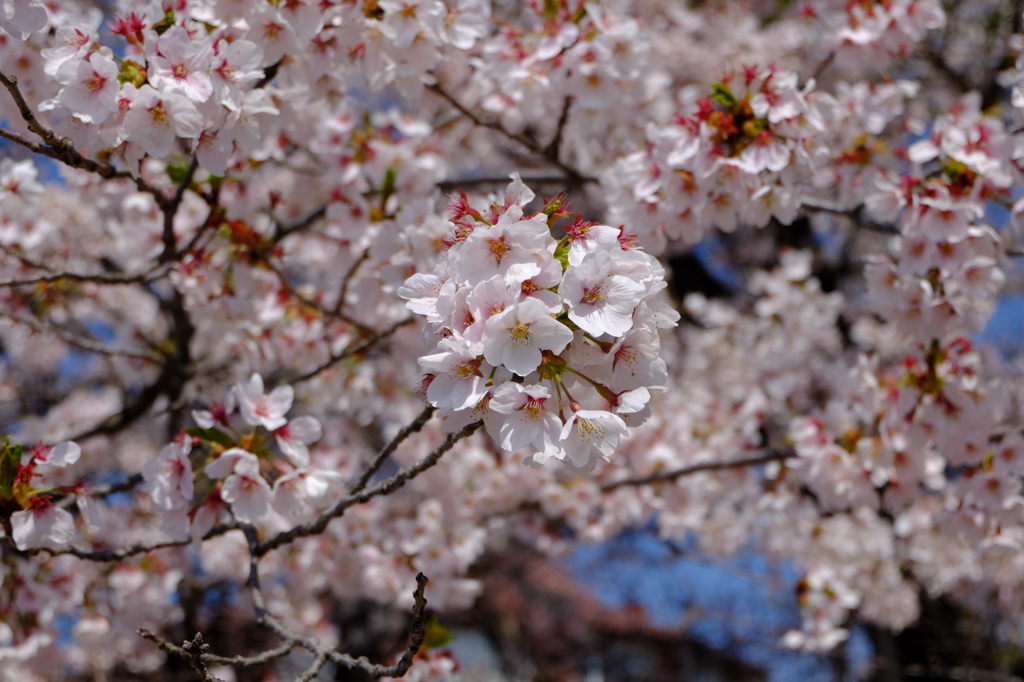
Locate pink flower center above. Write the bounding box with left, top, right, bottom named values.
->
left=581, top=284, right=605, bottom=305
left=85, top=74, right=106, bottom=92
left=489, top=236, right=511, bottom=263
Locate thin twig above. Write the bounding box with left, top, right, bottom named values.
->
left=243, top=528, right=432, bottom=678
left=274, top=205, right=327, bottom=242
left=349, top=405, right=436, bottom=495
left=24, top=524, right=237, bottom=562
left=799, top=196, right=900, bottom=234
left=0, top=310, right=163, bottom=364
left=293, top=651, right=331, bottom=682
left=160, top=155, right=201, bottom=263
left=427, top=82, right=595, bottom=185
left=138, top=631, right=227, bottom=682
left=263, top=258, right=377, bottom=336
left=545, top=95, right=574, bottom=159
left=334, top=247, right=369, bottom=315
left=202, top=640, right=298, bottom=667
left=600, top=450, right=797, bottom=492
left=0, top=257, right=169, bottom=288
left=290, top=317, right=416, bottom=384
left=0, top=70, right=169, bottom=206
left=255, top=420, right=482, bottom=556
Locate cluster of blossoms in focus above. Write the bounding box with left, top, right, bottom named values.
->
left=400, top=176, right=676, bottom=467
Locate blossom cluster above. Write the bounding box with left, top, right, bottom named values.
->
left=142, top=372, right=335, bottom=536
left=400, top=177, right=676, bottom=467
left=9, top=0, right=1024, bottom=677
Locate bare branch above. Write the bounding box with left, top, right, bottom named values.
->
left=600, top=450, right=797, bottom=492
left=274, top=205, right=328, bottom=242
left=0, top=267, right=167, bottom=288
left=427, top=81, right=596, bottom=185
left=293, top=651, right=331, bottom=682
left=0, top=70, right=170, bottom=206
left=799, top=196, right=900, bottom=234
left=160, top=155, right=201, bottom=263
left=0, top=244, right=170, bottom=287
left=202, top=640, right=298, bottom=667
left=138, top=631, right=228, bottom=682
left=24, top=524, right=237, bottom=562
left=437, top=173, right=584, bottom=193
left=242, top=528, right=432, bottom=678
left=334, top=247, right=369, bottom=316
left=349, top=405, right=436, bottom=495
left=0, top=310, right=163, bottom=364
left=545, top=95, right=574, bottom=160
left=262, top=258, right=377, bottom=336
left=290, top=316, right=416, bottom=384
left=255, top=420, right=482, bottom=556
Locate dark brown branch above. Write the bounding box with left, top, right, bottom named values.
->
left=0, top=70, right=170, bottom=207
left=334, top=247, right=369, bottom=315
left=262, top=258, right=368, bottom=328
left=242, top=528, right=431, bottom=678
left=799, top=196, right=900, bottom=234
left=0, top=265, right=168, bottom=288
left=349, top=405, right=436, bottom=495
left=255, top=420, right=482, bottom=557
left=138, top=631, right=227, bottom=682
left=274, top=205, right=327, bottom=242
left=290, top=316, right=415, bottom=384
left=437, top=173, right=583, bottom=193
left=545, top=95, right=574, bottom=159
left=600, top=450, right=797, bottom=492
left=25, top=524, right=237, bottom=562
left=160, top=155, right=201, bottom=263
left=68, top=283, right=196, bottom=443
left=0, top=310, right=163, bottom=363
left=427, top=82, right=596, bottom=185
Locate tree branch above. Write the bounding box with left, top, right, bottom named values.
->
left=273, top=205, right=327, bottom=242
left=0, top=310, right=163, bottom=364
left=160, top=155, right=201, bottom=263
left=600, top=450, right=797, bottom=492
left=349, top=405, right=436, bottom=495
left=427, top=81, right=595, bottom=185
left=545, top=95, right=574, bottom=159
left=799, top=196, right=900, bottom=234
left=255, top=420, right=482, bottom=556
left=138, top=631, right=227, bottom=682
left=24, top=524, right=237, bottom=562
left=290, top=316, right=416, bottom=384
left=436, top=173, right=584, bottom=193
left=334, top=247, right=369, bottom=316
left=241, top=528, right=432, bottom=678
left=0, top=70, right=170, bottom=207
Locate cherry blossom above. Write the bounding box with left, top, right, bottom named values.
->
left=234, top=373, right=294, bottom=431
left=11, top=497, right=76, bottom=550
left=5, top=0, right=1024, bottom=675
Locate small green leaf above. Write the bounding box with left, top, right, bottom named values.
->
left=553, top=240, right=571, bottom=271
left=185, top=427, right=237, bottom=449
left=0, top=437, right=22, bottom=501
left=117, top=60, right=147, bottom=88
left=710, top=83, right=737, bottom=109
left=422, top=615, right=453, bottom=650
left=167, top=155, right=191, bottom=186
left=151, top=9, right=175, bottom=34
left=380, top=167, right=397, bottom=206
